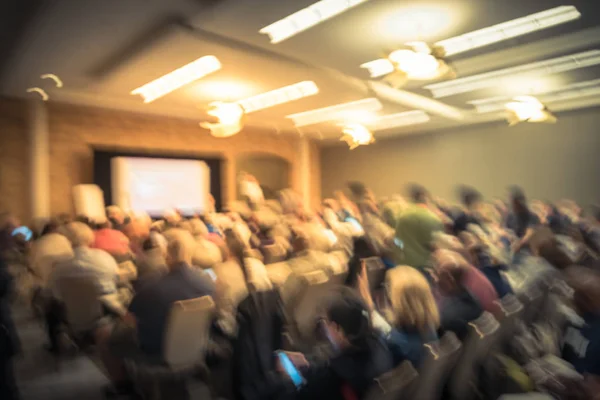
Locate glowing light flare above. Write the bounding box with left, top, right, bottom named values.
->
left=200, top=101, right=245, bottom=138
left=40, top=74, right=63, bottom=88
left=379, top=4, right=458, bottom=43
left=131, top=55, right=221, bottom=103
left=388, top=49, right=441, bottom=80
left=339, top=123, right=375, bottom=150
left=504, top=96, right=556, bottom=125
left=26, top=87, right=49, bottom=101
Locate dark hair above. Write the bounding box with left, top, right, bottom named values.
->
left=325, top=287, right=372, bottom=345
left=347, top=182, right=367, bottom=199
left=40, top=221, right=59, bottom=236
left=458, top=185, right=481, bottom=208
left=407, top=184, right=429, bottom=204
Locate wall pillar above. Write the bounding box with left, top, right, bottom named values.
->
left=28, top=100, right=50, bottom=219
left=297, top=137, right=311, bottom=211
left=225, top=154, right=237, bottom=207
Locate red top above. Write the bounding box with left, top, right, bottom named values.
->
left=92, top=228, right=130, bottom=256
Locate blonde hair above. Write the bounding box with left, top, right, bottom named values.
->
left=164, top=229, right=196, bottom=265
left=64, top=221, right=95, bottom=247
left=385, top=266, right=440, bottom=335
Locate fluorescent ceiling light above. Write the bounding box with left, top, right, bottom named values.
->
left=131, top=55, right=221, bottom=103
left=367, top=110, right=430, bottom=131
left=425, top=50, right=600, bottom=98
left=437, top=6, right=581, bottom=56
left=237, top=81, right=319, bottom=113
left=469, top=79, right=600, bottom=113
left=286, top=98, right=382, bottom=127
left=260, top=0, right=370, bottom=44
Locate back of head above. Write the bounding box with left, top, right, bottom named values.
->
left=407, top=184, right=429, bottom=204
left=386, top=266, right=440, bottom=334
left=458, top=185, right=482, bottom=209
left=164, top=228, right=196, bottom=267
left=63, top=221, right=95, bottom=248
left=564, top=266, right=600, bottom=315
left=325, top=286, right=372, bottom=345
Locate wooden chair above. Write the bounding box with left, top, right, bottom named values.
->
left=415, top=332, right=462, bottom=400
left=364, top=361, right=419, bottom=400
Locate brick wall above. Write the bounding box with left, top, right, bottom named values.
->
left=0, top=98, right=321, bottom=222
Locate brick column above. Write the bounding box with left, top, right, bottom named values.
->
left=28, top=100, right=50, bottom=219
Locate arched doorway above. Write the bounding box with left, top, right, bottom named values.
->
left=236, top=153, right=291, bottom=200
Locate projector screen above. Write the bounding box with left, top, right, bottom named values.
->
left=111, top=157, right=210, bottom=216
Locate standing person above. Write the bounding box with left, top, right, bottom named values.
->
left=0, top=256, right=20, bottom=400
left=506, top=187, right=540, bottom=254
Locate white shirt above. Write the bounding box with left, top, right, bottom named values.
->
left=50, top=247, right=119, bottom=299
left=29, top=233, right=74, bottom=285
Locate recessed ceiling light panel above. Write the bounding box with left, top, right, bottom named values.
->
left=260, top=0, right=370, bottom=44
left=287, top=98, right=382, bottom=127
left=237, top=81, right=319, bottom=113
left=425, top=50, right=600, bottom=98
left=131, top=55, right=221, bottom=103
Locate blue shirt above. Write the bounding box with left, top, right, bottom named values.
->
left=562, top=313, right=600, bottom=375
left=386, top=328, right=437, bottom=367
left=128, top=263, right=215, bottom=356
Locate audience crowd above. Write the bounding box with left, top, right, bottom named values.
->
left=1, top=177, right=600, bottom=400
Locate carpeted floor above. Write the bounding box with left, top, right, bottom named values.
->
left=11, top=304, right=212, bottom=400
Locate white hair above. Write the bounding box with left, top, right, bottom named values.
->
left=164, top=229, right=196, bottom=265
left=63, top=221, right=95, bottom=247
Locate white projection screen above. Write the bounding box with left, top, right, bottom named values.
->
left=111, top=157, right=210, bottom=216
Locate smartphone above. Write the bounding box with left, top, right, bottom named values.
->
left=276, top=351, right=305, bottom=387
left=394, top=238, right=404, bottom=249
left=12, top=226, right=32, bottom=241
left=204, top=268, right=217, bottom=281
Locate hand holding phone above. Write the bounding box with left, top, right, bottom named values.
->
left=276, top=351, right=306, bottom=387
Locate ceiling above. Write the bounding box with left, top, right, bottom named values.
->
left=2, top=0, right=600, bottom=141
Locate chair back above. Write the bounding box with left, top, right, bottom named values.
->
left=449, top=312, right=500, bottom=400
left=364, top=256, right=386, bottom=292
left=416, top=332, right=462, bottom=400
left=57, top=275, right=103, bottom=333
left=363, top=361, right=419, bottom=400
left=163, top=296, right=215, bottom=368
left=519, top=283, right=545, bottom=323
left=293, top=270, right=333, bottom=341
left=496, top=294, right=524, bottom=347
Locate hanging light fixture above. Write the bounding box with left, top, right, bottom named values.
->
left=200, top=101, right=245, bottom=138
left=339, top=123, right=375, bottom=149
left=504, top=96, right=557, bottom=125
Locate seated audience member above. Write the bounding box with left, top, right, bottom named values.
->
left=50, top=222, right=124, bottom=301
left=29, top=221, right=73, bottom=287
left=562, top=266, right=600, bottom=394
left=433, top=250, right=486, bottom=339
left=283, top=287, right=393, bottom=400
left=92, top=221, right=131, bottom=262
left=361, top=265, right=439, bottom=367
left=1, top=256, right=20, bottom=400
left=106, top=206, right=129, bottom=231
left=506, top=187, right=540, bottom=254
left=392, top=193, right=444, bottom=270
left=134, top=234, right=168, bottom=288
left=96, top=229, right=216, bottom=396
left=287, top=232, right=343, bottom=277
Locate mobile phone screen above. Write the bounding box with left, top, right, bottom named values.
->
left=277, top=352, right=304, bottom=387
left=12, top=226, right=32, bottom=241
left=204, top=268, right=217, bottom=281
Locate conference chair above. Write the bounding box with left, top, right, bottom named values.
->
left=415, top=332, right=462, bottom=400
left=519, top=283, right=545, bottom=323
left=279, top=273, right=309, bottom=348
left=127, top=296, right=216, bottom=400
left=363, top=361, right=419, bottom=400
left=495, top=294, right=525, bottom=349
left=448, top=312, right=501, bottom=400
left=56, top=275, right=103, bottom=337
left=292, top=270, right=332, bottom=348
left=364, top=256, right=386, bottom=292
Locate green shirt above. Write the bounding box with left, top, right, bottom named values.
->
left=393, top=205, right=444, bottom=269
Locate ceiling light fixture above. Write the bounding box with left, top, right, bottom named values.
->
left=367, top=110, right=430, bottom=131
left=425, top=50, right=600, bottom=98
left=131, top=55, right=221, bottom=103
left=438, top=6, right=581, bottom=57
left=340, top=123, right=375, bottom=149
left=505, top=96, right=556, bottom=125
left=469, top=78, right=600, bottom=113
left=286, top=98, right=383, bottom=127
left=237, top=81, right=319, bottom=113
left=200, top=101, right=245, bottom=138
left=259, top=0, right=370, bottom=44
left=361, top=41, right=454, bottom=86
